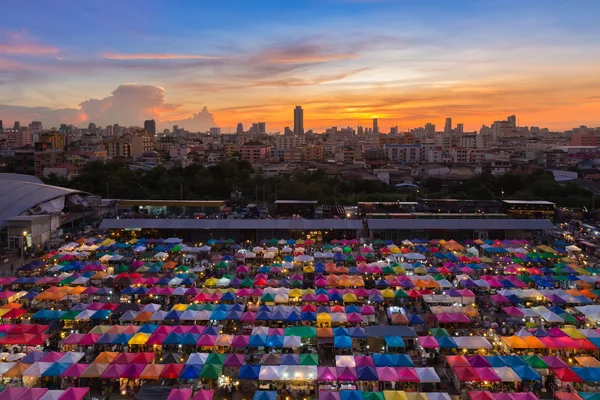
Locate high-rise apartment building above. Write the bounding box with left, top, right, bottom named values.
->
left=294, top=106, right=304, bottom=135
left=372, top=118, right=379, bottom=134
left=13, top=121, right=20, bottom=130
left=88, top=123, right=97, bottom=135
left=144, top=120, right=156, bottom=136
left=29, top=121, right=42, bottom=135
left=444, top=118, right=452, bottom=134
left=236, top=123, right=244, bottom=134
left=424, top=123, right=435, bottom=135
left=456, top=123, right=464, bottom=134
left=508, top=115, right=517, bottom=128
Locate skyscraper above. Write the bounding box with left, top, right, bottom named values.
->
left=0, top=120, right=3, bottom=132
left=88, top=123, right=96, bottom=135
left=456, top=123, right=464, bottom=134
left=372, top=118, right=378, bottom=134
left=172, top=125, right=179, bottom=135
left=507, top=115, right=517, bottom=128
left=294, top=106, right=304, bottom=135
left=144, top=119, right=156, bottom=136
left=236, top=123, right=244, bottom=134
left=257, top=122, right=266, bottom=134
left=444, top=117, right=452, bottom=134
left=14, top=121, right=20, bottom=130
left=424, top=123, right=435, bottom=135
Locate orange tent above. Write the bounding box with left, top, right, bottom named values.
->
left=163, top=261, right=177, bottom=270
left=3, top=362, right=30, bottom=378
left=93, top=352, right=119, bottom=364
left=140, top=364, right=164, bottom=379
left=316, top=328, right=333, bottom=338
left=80, top=363, right=109, bottom=378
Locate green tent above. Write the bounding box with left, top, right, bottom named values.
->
left=199, top=364, right=223, bottom=379
left=363, top=393, right=385, bottom=400
left=364, top=253, right=375, bottom=260
left=394, top=289, right=408, bottom=298
left=268, top=238, right=278, bottom=245
left=225, top=238, right=235, bottom=244
left=290, top=279, right=303, bottom=287
left=322, top=244, right=333, bottom=250
left=381, top=266, right=395, bottom=275
left=559, top=313, right=578, bottom=324
left=343, top=246, right=352, bottom=253
left=175, top=265, right=190, bottom=273
left=60, top=310, right=80, bottom=320
left=521, top=355, right=549, bottom=369
left=579, top=392, right=600, bottom=400
left=202, top=303, right=216, bottom=311
left=345, top=256, right=355, bottom=263
left=429, top=328, right=450, bottom=337
left=241, top=278, right=254, bottom=287
left=59, top=277, right=75, bottom=285
left=285, top=326, right=316, bottom=338
left=188, top=304, right=203, bottom=311
left=216, top=262, right=228, bottom=269
left=205, top=353, right=226, bottom=365
left=261, top=293, right=275, bottom=302
left=373, top=239, right=385, bottom=246
left=171, top=245, right=182, bottom=252
left=115, top=264, right=130, bottom=273
left=299, top=354, right=319, bottom=365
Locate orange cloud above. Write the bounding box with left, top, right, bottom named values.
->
left=267, top=52, right=359, bottom=63
left=102, top=53, right=225, bottom=60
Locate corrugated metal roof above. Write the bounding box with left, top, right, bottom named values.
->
left=0, top=178, right=83, bottom=228
left=367, top=218, right=553, bottom=231
left=99, top=218, right=363, bottom=230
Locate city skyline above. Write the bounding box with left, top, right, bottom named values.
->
left=1, top=0, right=600, bottom=132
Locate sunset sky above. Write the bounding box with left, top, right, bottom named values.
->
left=1, top=0, right=600, bottom=133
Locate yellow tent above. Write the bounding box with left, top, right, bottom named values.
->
left=316, top=313, right=332, bottom=323
left=561, top=327, right=586, bottom=339
left=129, top=333, right=150, bottom=345
left=343, top=293, right=358, bottom=303
left=384, top=391, right=409, bottom=400
left=171, top=304, right=188, bottom=311
left=380, top=289, right=395, bottom=299
left=303, top=266, right=315, bottom=273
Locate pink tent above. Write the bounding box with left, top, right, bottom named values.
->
left=319, top=392, right=341, bottom=400
left=336, top=366, right=357, bottom=381
left=13, top=388, right=48, bottom=400
left=469, top=392, right=495, bottom=400
left=196, top=335, right=217, bottom=346
left=61, top=333, right=84, bottom=345
left=78, top=333, right=100, bottom=345
left=100, top=363, right=126, bottom=379
left=347, top=313, right=363, bottom=323
left=40, top=352, right=65, bottom=362
left=354, top=355, right=375, bottom=367
left=61, top=364, right=88, bottom=378
left=231, top=335, right=250, bottom=347
left=502, top=307, right=525, bottom=317
left=475, top=367, right=501, bottom=382
left=376, top=366, right=399, bottom=381
left=317, top=366, right=337, bottom=381
left=58, top=388, right=89, bottom=400
left=418, top=336, right=439, bottom=348
left=167, top=389, right=193, bottom=400
left=191, top=390, right=214, bottom=400
left=0, top=388, right=28, bottom=400
left=396, top=367, right=419, bottom=382
left=224, top=354, right=245, bottom=367
left=240, top=312, right=256, bottom=322
left=360, top=306, right=376, bottom=315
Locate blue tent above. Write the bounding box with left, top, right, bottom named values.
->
left=512, top=365, right=542, bottom=381
left=502, top=355, right=527, bottom=367
left=280, top=354, right=299, bottom=365
left=572, top=367, right=600, bottom=382
left=407, top=314, right=425, bottom=325
left=356, top=366, right=378, bottom=381
left=180, top=364, right=202, bottom=379
left=384, top=336, right=405, bottom=348
left=248, top=335, right=267, bottom=347
left=341, top=391, right=365, bottom=400
left=239, top=365, right=261, bottom=380
left=286, top=312, right=301, bottom=322
left=436, top=336, right=458, bottom=349
left=333, top=336, right=352, bottom=349
left=181, top=333, right=200, bottom=346
left=42, top=362, right=71, bottom=377
left=265, top=335, right=284, bottom=347
left=334, top=328, right=350, bottom=337
left=164, top=333, right=184, bottom=345
left=138, top=324, right=158, bottom=334
left=113, top=333, right=133, bottom=345
left=485, top=355, right=508, bottom=367
left=349, top=327, right=367, bottom=338
left=253, top=391, right=277, bottom=400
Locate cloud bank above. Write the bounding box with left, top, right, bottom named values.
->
left=0, top=84, right=216, bottom=132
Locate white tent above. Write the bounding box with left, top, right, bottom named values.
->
left=283, top=336, right=301, bottom=348
left=493, top=366, right=522, bottom=382
left=453, top=336, right=492, bottom=349
left=415, top=367, right=440, bottom=383
left=186, top=353, right=209, bottom=365
left=335, top=355, right=356, bottom=368
left=258, top=365, right=281, bottom=380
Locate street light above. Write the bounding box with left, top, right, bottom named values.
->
left=21, top=231, right=27, bottom=267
